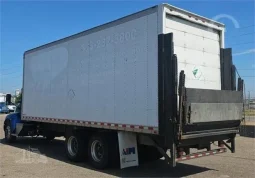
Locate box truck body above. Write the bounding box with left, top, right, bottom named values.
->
left=4, top=3, right=243, bottom=169
left=22, top=4, right=226, bottom=131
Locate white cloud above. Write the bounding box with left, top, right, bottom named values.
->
left=233, top=49, right=255, bottom=56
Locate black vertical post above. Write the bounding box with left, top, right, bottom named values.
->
left=231, top=138, right=235, bottom=153
left=172, top=54, right=178, bottom=123
left=163, top=33, right=173, bottom=132
left=170, top=142, right=176, bottom=167
left=237, top=77, right=244, bottom=92
left=158, top=33, right=176, bottom=137
left=231, top=65, right=236, bottom=91
left=220, top=48, right=225, bottom=90
left=220, top=48, right=233, bottom=90
left=238, top=78, right=241, bottom=91
left=241, top=79, right=244, bottom=91
left=178, top=71, right=185, bottom=133
left=158, top=34, right=164, bottom=135
left=158, top=33, right=177, bottom=167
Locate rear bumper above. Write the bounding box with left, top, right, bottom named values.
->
left=176, top=148, right=227, bottom=162
left=181, top=128, right=238, bottom=140
left=182, top=120, right=241, bottom=134
left=178, top=120, right=240, bottom=147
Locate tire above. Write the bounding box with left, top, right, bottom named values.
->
left=4, top=121, right=16, bottom=143
left=65, top=134, right=86, bottom=162
left=88, top=133, right=118, bottom=169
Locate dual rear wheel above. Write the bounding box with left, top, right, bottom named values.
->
left=65, top=132, right=118, bottom=169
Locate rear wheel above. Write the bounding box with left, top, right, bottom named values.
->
left=88, top=134, right=109, bottom=169
left=88, top=133, right=118, bottom=169
left=4, top=121, right=16, bottom=143
left=65, top=134, right=86, bottom=162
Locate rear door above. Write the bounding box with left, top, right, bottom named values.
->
left=164, top=14, right=221, bottom=90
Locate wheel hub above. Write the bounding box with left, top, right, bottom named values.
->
left=5, top=126, right=11, bottom=139
left=67, top=136, right=78, bottom=156
left=91, top=140, right=104, bottom=162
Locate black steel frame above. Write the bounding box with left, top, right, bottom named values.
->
left=157, top=33, right=242, bottom=167
left=158, top=33, right=178, bottom=166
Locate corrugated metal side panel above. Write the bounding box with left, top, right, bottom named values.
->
left=22, top=12, right=159, bottom=128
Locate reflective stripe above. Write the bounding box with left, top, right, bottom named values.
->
left=21, top=116, right=158, bottom=134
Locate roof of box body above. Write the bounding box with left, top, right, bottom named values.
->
left=162, top=3, right=225, bottom=28
left=24, top=3, right=225, bottom=55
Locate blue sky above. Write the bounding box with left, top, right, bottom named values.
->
left=0, top=0, right=254, bottom=97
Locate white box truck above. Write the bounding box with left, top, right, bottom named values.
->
left=4, top=3, right=244, bottom=169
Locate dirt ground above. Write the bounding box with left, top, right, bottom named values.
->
left=0, top=114, right=255, bottom=178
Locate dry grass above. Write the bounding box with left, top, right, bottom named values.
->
left=244, top=109, right=255, bottom=116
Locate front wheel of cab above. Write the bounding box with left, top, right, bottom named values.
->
left=4, top=120, right=16, bottom=143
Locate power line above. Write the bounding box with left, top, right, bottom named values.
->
left=226, top=32, right=255, bottom=38
left=238, top=24, right=255, bottom=30
left=229, top=41, right=255, bottom=46
left=1, top=85, right=22, bottom=90
left=235, top=67, right=241, bottom=78
left=1, top=64, right=23, bottom=71
left=228, top=24, right=255, bottom=32
left=0, top=75, right=22, bottom=80
left=0, top=71, right=22, bottom=76
left=226, top=24, right=255, bottom=35
left=1, top=62, right=22, bottom=66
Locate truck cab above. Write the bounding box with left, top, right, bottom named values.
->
left=3, top=103, right=22, bottom=142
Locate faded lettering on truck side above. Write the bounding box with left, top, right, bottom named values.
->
left=81, top=29, right=137, bottom=52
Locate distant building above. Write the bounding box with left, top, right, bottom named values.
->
left=0, top=93, right=6, bottom=103
left=245, top=98, right=255, bottom=109
left=0, top=93, right=14, bottom=104
left=15, top=89, right=20, bottom=96
left=249, top=100, right=255, bottom=109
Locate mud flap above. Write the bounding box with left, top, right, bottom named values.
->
left=117, top=131, right=139, bottom=169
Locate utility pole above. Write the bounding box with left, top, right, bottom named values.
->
left=248, top=91, right=250, bottom=109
